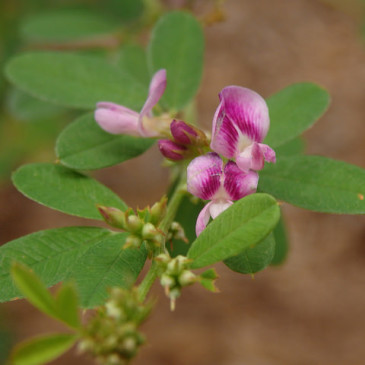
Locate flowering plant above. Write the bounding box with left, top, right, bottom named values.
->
left=1, top=8, right=364, bottom=365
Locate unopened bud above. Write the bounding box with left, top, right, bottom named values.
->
left=160, top=273, right=175, bottom=289
left=158, top=139, right=187, bottom=161
left=150, top=196, right=167, bottom=225
left=98, top=206, right=126, bottom=229
left=123, top=235, right=142, bottom=249
left=170, top=120, right=208, bottom=146
left=126, top=215, right=143, bottom=233
left=178, top=270, right=197, bottom=286
left=141, top=223, right=158, bottom=240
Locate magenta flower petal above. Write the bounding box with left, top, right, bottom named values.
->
left=196, top=202, right=212, bottom=236
left=94, top=102, right=139, bottom=135
left=139, top=69, right=167, bottom=135
left=211, top=86, right=270, bottom=159
left=187, top=153, right=223, bottom=200
left=158, top=139, right=187, bottom=161
left=223, top=161, right=259, bottom=200
left=170, top=120, right=198, bottom=145
left=258, top=143, right=276, bottom=163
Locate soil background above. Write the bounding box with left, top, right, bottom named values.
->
left=1, top=0, right=365, bottom=364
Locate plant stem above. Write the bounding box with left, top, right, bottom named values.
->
left=137, top=172, right=187, bottom=302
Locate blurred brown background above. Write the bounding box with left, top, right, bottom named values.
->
left=1, top=0, right=365, bottom=364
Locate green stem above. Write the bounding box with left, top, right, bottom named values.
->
left=137, top=172, right=187, bottom=302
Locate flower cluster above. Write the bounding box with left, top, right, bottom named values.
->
left=94, top=71, right=275, bottom=237
left=78, top=288, right=152, bottom=365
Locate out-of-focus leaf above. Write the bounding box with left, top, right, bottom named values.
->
left=148, top=11, right=204, bottom=110
left=11, top=333, right=77, bottom=365
left=271, top=212, right=289, bottom=266
left=5, top=52, right=147, bottom=110
left=20, top=10, right=119, bottom=43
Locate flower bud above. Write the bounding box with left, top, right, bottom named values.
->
left=158, top=139, right=187, bottom=161
left=160, top=273, right=175, bottom=289
left=141, top=223, right=158, bottom=240
left=170, top=120, right=208, bottom=146
left=126, top=215, right=143, bottom=233
left=98, top=206, right=126, bottom=229
left=149, top=196, right=167, bottom=225
left=178, top=270, right=197, bottom=286
left=123, top=235, right=142, bottom=249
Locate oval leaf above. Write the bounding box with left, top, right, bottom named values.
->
left=55, top=283, right=80, bottom=329
left=5, top=52, right=147, bottom=110
left=68, top=233, right=147, bottom=308
left=148, top=11, right=204, bottom=110
left=187, top=194, right=280, bottom=269
left=0, top=227, right=113, bottom=302
left=12, top=163, right=126, bottom=219
left=20, top=10, right=119, bottom=43
left=12, top=333, right=76, bottom=365
left=259, top=155, right=365, bottom=214
left=265, top=83, right=330, bottom=148
left=224, top=234, right=275, bottom=274
left=56, top=113, right=154, bottom=170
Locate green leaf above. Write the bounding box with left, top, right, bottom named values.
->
left=68, top=233, right=147, bottom=308
left=187, top=194, right=280, bottom=269
left=20, top=10, right=119, bottom=43
left=169, top=195, right=205, bottom=257
left=117, top=44, right=150, bottom=87
left=265, top=83, right=330, bottom=148
left=271, top=213, right=289, bottom=266
left=11, top=263, right=59, bottom=320
left=224, top=234, right=275, bottom=274
left=148, top=11, right=204, bottom=110
left=259, top=155, right=365, bottom=214
left=0, top=227, right=112, bottom=302
left=56, top=113, right=154, bottom=170
left=5, top=52, right=147, bottom=110
left=7, top=88, right=66, bottom=121
left=275, top=137, right=305, bottom=158
left=11, top=333, right=76, bottom=365
left=55, top=283, right=80, bottom=329
left=12, top=163, right=126, bottom=219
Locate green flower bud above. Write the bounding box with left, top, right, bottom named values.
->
left=141, top=222, right=158, bottom=240
left=178, top=270, right=197, bottom=286
left=123, top=235, right=142, bottom=249
left=126, top=215, right=143, bottom=233
left=98, top=206, right=126, bottom=229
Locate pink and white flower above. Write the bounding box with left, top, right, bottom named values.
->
left=187, top=152, right=258, bottom=236
left=95, top=69, right=167, bottom=137
left=210, top=86, right=276, bottom=172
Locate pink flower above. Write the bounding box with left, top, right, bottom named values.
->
left=94, top=69, right=167, bottom=137
left=210, top=86, right=276, bottom=172
left=187, top=152, right=258, bottom=236
left=158, top=139, right=187, bottom=161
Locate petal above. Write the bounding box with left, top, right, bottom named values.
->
left=210, top=101, right=240, bottom=158
left=196, top=202, right=213, bottom=236
left=258, top=143, right=276, bottom=163
left=139, top=69, right=167, bottom=135
left=211, top=86, right=269, bottom=158
left=187, top=153, right=223, bottom=200
left=209, top=199, right=233, bottom=219
left=223, top=161, right=258, bottom=200
left=236, top=142, right=264, bottom=172
left=94, top=103, right=139, bottom=135
left=158, top=139, right=187, bottom=161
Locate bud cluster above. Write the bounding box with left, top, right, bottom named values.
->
left=155, top=254, right=219, bottom=310
left=98, top=197, right=167, bottom=253
left=158, top=120, right=209, bottom=161
left=78, top=288, right=152, bottom=365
